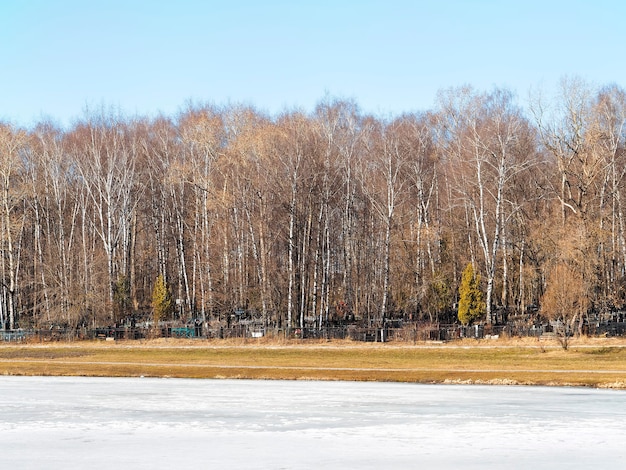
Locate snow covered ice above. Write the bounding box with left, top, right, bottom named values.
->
left=1, top=376, right=625, bottom=469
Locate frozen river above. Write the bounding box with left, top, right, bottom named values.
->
left=1, top=377, right=625, bottom=469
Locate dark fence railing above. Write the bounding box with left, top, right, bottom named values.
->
left=2, top=321, right=626, bottom=343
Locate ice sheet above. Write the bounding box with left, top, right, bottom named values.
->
left=1, top=377, right=624, bottom=469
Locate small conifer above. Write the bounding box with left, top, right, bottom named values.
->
left=152, top=274, right=173, bottom=326
left=458, top=263, right=485, bottom=325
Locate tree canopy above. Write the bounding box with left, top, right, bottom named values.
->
left=0, top=81, right=625, bottom=330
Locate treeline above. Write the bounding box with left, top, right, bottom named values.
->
left=2, top=79, right=626, bottom=330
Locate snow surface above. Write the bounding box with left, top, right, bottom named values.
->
left=1, top=376, right=625, bottom=469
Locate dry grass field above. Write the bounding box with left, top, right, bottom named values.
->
left=1, top=336, right=626, bottom=388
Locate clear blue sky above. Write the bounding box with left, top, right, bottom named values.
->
left=1, top=0, right=625, bottom=127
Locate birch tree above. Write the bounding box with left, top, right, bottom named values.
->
left=590, top=85, right=626, bottom=303
left=28, top=123, right=81, bottom=326
left=71, top=113, right=142, bottom=321
left=316, top=99, right=365, bottom=319
left=359, top=117, right=410, bottom=324
left=534, top=78, right=620, bottom=311
left=439, top=87, right=536, bottom=323
left=0, top=123, right=27, bottom=329
left=177, top=106, right=224, bottom=320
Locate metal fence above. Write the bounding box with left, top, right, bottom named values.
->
left=2, top=321, right=626, bottom=343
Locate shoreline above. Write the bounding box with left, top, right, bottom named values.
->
left=0, top=337, right=625, bottom=388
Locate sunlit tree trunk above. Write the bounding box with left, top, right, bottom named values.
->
left=0, top=124, right=27, bottom=329
left=74, top=116, right=141, bottom=321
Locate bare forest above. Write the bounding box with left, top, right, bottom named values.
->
left=2, top=80, right=626, bottom=334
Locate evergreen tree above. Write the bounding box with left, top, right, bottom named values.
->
left=152, top=274, right=173, bottom=325
left=458, top=263, right=485, bottom=325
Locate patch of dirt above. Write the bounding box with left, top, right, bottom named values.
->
left=0, top=349, right=90, bottom=360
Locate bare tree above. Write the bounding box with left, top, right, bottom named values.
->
left=0, top=123, right=27, bottom=329
left=533, top=78, right=625, bottom=311
left=27, top=123, right=82, bottom=327
left=590, top=85, right=626, bottom=303
left=358, top=117, right=410, bottom=326
left=438, top=87, right=536, bottom=323
left=541, top=262, right=588, bottom=349
left=222, top=106, right=275, bottom=324
left=70, top=113, right=142, bottom=321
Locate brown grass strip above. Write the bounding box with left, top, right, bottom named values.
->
left=0, top=339, right=625, bottom=388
